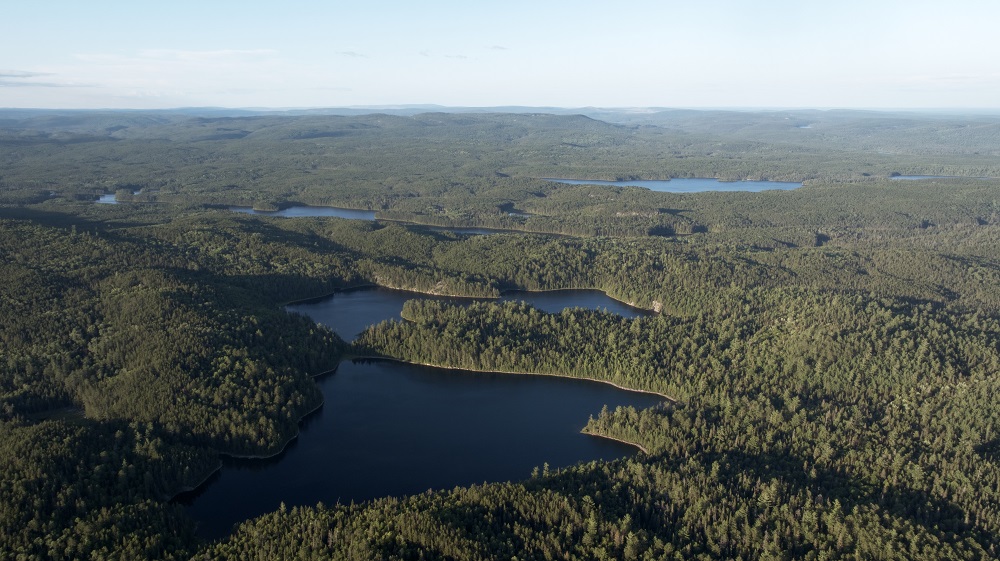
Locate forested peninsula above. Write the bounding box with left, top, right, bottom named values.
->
left=2, top=108, right=1000, bottom=559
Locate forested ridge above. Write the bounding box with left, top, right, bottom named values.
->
left=2, top=108, right=999, bottom=238
left=1, top=109, right=999, bottom=559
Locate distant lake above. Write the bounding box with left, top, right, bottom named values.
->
left=544, top=177, right=802, bottom=192
left=227, top=207, right=517, bottom=236
left=229, top=205, right=376, bottom=220
left=96, top=194, right=118, bottom=204
left=179, top=287, right=661, bottom=539
left=890, top=175, right=958, bottom=181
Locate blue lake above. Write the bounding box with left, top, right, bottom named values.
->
left=545, top=177, right=801, bottom=192
left=179, top=288, right=661, bottom=539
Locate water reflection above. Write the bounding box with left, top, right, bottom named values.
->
left=181, top=287, right=661, bottom=539
left=179, top=359, right=663, bottom=539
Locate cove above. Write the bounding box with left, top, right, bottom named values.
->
left=544, top=177, right=801, bottom=192
left=178, top=287, right=661, bottom=539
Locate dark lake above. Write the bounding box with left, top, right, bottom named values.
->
left=286, top=287, right=651, bottom=341
left=178, top=288, right=662, bottom=539
left=544, top=177, right=801, bottom=192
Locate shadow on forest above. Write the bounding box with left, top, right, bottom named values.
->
left=495, top=446, right=997, bottom=554
left=975, top=438, right=1000, bottom=463
left=171, top=375, right=336, bottom=506
left=231, top=217, right=363, bottom=257
left=425, top=501, right=525, bottom=555
left=702, top=448, right=994, bottom=551
left=0, top=206, right=122, bottom=230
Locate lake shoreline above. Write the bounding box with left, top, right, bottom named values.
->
left=166, top=459, right=224, bottom=501
left=182, top=287, right=666, bottom=535
left=168, top=393, right=328, bottom=503
left=283, top=284, right=657, bottom=315
left=493, top=286, right=656, bottom=316
left=282, top=283, right=494, bottom=307
left=346, top=354, right=676, bottom=403
left=224, top=396, right=327, bottom=460
left=582, top=431, right=649, bottom=455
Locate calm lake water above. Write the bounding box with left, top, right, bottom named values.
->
left=287, top=287, right=651, bottom=341
left=179, top=288, right=661, bottom=539
left=96, top=194, right=118, bottom=204
left=545, top=177, right=801, bottom=192
left=229, top=205, right=377, bottom=220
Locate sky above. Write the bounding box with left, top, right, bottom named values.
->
left=2, top=0, right=998, bottom=110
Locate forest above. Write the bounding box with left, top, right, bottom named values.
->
left=1, top=108, right=999, bottom=559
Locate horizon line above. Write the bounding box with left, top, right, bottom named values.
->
left=2, top=104, right=1000, bottom=114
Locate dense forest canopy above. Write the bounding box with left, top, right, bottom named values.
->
left=1, top=108, right=999, bottom=559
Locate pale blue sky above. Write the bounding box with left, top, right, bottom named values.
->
left=2, top=0, right=998, bottom=109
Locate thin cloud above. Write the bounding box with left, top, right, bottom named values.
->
left=0, top=80, right=65, bottom=88
left=337, top=51, right=368, bottom=58
left=45, top=49, right=291, bottom=103
left=488, top=45, right=508, bottom=51
left=0, top=70, right=87, bottom=88
left=74, top=49, right=278, bottom=64
left=445, top=54, right=468, bottom=60
left=0, top=70, right=53, bottom=78
left=139, top=49, right=277, bottom=61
